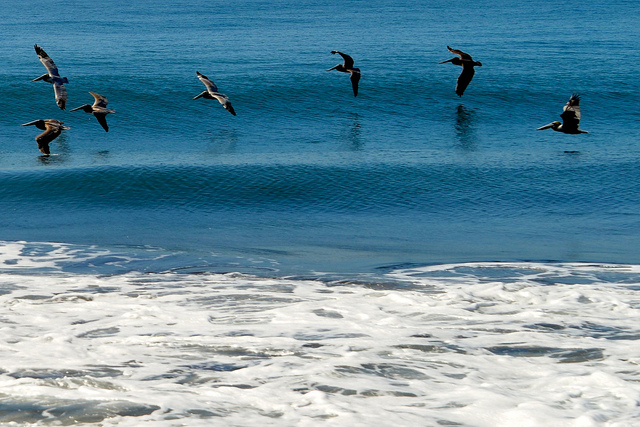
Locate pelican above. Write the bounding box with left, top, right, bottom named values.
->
left=21, top=119, right=70, bottom=155
left=439, top=46, right=482, bottom=97
left=537, top=94, right=588, bottom=134
left=327, top=51, right=361, bottom=97
left=32, top=44, right=68, bottom=110
left=193, top=72, right=236, bottom=116
left=70, top=92, right=116, bottom=132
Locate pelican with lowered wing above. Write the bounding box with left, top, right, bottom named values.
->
left=21, top=119, right=70, bottom=155
left=439, top=46, right=482, bottom=97
left=537, top=94, right=588, bottom=134
left=70, top=92, right=116, bottom=132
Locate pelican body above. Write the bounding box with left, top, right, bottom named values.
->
left=21, top=119, right=70, bottom=155
left=439, top=46, right=482, bottom=97
left=193, top=72, right=236, bottom=116
left=70, top=92, right=116, bottom=132
left=327, top=50, right=361, bottom=97
left=32, top=44, right=68, bottom=110
left=537, top=94, right=588, bottom=134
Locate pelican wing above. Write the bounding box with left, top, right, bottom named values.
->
left=447, top=46, right=473, bottom=61
left=39, top=122, right=62, bottom=143
left=350, top=70, right=360, bottom=97
left=221, top=100, right=236, bottom=116
left=90, top=92, right=109, bottom=108
left=37, top=138, right=51, bottom=155
left=212, top=93, right=236, bottom=116
left=54, top=83, right=67, bottom=110
left=331, top=51, right=355, bottom=69
left=196, top=71, right=219, bottom=93
left=34, top=44, right=61, bottom=77
left=455, top=66, right=475, bottom=96
left=560, top=94, right=581, bottom=132
left=94, top=113, right=110, bottom=132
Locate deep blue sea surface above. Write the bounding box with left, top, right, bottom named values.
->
left=1, top=1, right=640, bottom=425
left=2, top=0, right=640, bottom=272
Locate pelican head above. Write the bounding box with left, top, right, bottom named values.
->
left=69, top=104, right=93, bottom=113
left=475, top=61, right=483, bottom=67
left=537, top=121, right=561, bottom=131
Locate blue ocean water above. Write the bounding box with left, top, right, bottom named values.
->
left=1, top=0, right=639, bottom=272
left=1, top=1, right=640, bottom=425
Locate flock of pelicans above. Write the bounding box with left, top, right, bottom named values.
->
left=23, top=44, right=588, bottom=156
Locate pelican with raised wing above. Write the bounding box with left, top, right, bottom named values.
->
left=32, top=44, right=68, bottom=110
left=21, top=119, right=70, bottom=155
left=537, top=94, right=588, bottom=134
left=70, top=92, right=116, bottom=132
left=193, top=72, right=236, bottom=116
left=439, top=46, right=482, bottom=97
left=327, top=51, right=361, bottom=97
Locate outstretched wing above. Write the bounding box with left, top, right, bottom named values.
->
left=560, top=94, right=581, bottom=132
left=447, top=46, right=473, bottom=61
left=196, top=71, right=219, bottom=93
left=34, top=44, right=61, bottom=77
left=211, top=93, right=236, bottom=116
left=53, top=83, right=67, bottom=110
left=222, top=100, right=236, bottom=116
left=331, top=51, right=355, bottom=69
left=90, top=92, right=109, bottom=108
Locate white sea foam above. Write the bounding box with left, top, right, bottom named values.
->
left=0, top=242, right=639, bottom=425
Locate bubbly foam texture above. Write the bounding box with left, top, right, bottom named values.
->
left=0, top=242, right=638, bottom=425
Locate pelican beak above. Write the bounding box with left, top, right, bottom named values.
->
left=536, top=123, right=555, bottom=131
left=327, top=65, right=339, bottom=71
left=438, top=58, right=454, bottom=64
left=69, top=106, right=82, bottom=112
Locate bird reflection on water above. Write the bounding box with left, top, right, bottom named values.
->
left=344, top=113, right=362, bottom=151
left=207, top=129, right=238, bottom=156
left=454, top=104, right=477, bottom=151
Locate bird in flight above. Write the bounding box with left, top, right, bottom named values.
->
left=327, top=51, right=361, bottom=97
left=193, top=72, right=236, bottom=116
left=32, top=44, right=69, bottom=110
left=439, top=46, right=482, bottom=97
left=70, top=92, right=116, bottom=132
left=537, top=94, right=588, bottom=134
left=21, top=119, right=70, bottom=155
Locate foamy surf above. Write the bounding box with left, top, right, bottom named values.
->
left=0, top=242, right=638, bottom=425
